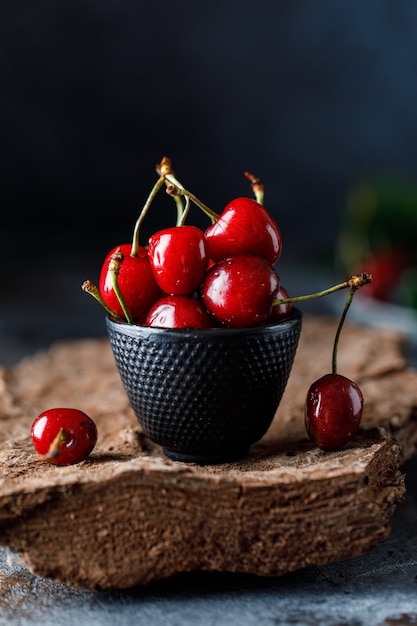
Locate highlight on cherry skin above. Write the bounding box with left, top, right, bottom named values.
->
left=31, top=408, right=98, bottom=466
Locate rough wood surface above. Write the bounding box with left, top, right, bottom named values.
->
left=0, top=315, right=415, bottom=590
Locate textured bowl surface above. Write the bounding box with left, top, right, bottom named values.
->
left=106, top=309, right=302, bottom=464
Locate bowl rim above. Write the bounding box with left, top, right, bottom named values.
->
left=106, top=307, right=302, bottom=339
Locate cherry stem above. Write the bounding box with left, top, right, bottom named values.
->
left=156, top=156, right=219, bottom=224
left=158, top=157, right=220, bottom=224
left=165, top=183, right=192, bottom=226
left=39, top=427, right=66, bottom=462
left=177, top=195, right=191, bottom=226
left=109, top=248, right=134, bottom=324
left=156, top=156, right=186, bottom=225
left=164, top=175, right=220, bottom=224
left=272, top=273, right=372, bottom=307
left=245, top=171, right=264, bottom=204
left=173, top=194, right=184, bottom=225
left=332, top=285, right=356, bottom=375
left=131, top=175, right=165, bottom=257
left=81, top=280, right=124, bottom=320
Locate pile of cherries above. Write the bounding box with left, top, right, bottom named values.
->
left=30, top=158, right=372, bottom=466
left=84, top=160, right=292, bottom=330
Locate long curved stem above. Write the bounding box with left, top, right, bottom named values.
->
left=332, top=287, right=355, bottom=375
left=272, top=273, right=372, bottom=307
left=131, top=176, right=165, bottom=257
left=109, top=249, right=133, bottom=324
left=177, top=195, right=191, bottom=226
left=174, top=195, right=184, bottom=225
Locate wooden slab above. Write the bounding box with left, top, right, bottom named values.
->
left=0, top=315, right=416, bottom=589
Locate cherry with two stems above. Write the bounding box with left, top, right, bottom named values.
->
left=304, top=275, right=368, bottom=451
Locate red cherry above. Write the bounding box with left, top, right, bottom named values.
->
left=146, top=295, right=214, bottom=329
left=205, top=197, right=282, bottom=265
left=305, top=373, right=363, bottom=450
left=201, top=255, right=280, bottom=328
left=31, top=408, right=98, bottom=465
left=99, top=243, right=161, bottom=323
left=269, top=285, right=293, bottom=322
left=148, top=225, right=209, bottom=295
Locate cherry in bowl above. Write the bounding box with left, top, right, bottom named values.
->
left=205, top=196, right=282, bottom=265
left=202, top=254, right=280, bottom=328
left=146, top=295, right=214, bottom=329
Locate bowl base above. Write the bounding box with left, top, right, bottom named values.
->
left=162, top=447, right=249, bottom=465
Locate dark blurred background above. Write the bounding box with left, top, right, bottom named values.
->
left=2, top=0, right=417, bottom=363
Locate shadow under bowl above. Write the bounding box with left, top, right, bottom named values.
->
left=106, top=308, right=302, bottom=464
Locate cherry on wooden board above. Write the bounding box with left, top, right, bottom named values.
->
left=31, top=408, right=98, bottom=466
left=305, top=373, right=364, bottom=450
left=303, top=275, right=371, bottom=451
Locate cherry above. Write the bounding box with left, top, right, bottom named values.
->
left=204, top=197, right=282, bottom=265
left=146, top=295, right=214, bottom=329
left=268, top=285, right=292, bottom=322
left=305, top=374, right=363, bottom=450
left=148, top=225, right=209, bottom=295
left=202, top=255, right=280, bottom=327
left=31, top=408, right=98, bottom=465
left=304, top=278, right=367, bottom=450
left=99, top=244, right=161, bottom=323
left=95, top=170, right=168, bottom=323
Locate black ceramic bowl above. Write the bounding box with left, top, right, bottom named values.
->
left=106, top=308, right=302, bottom=464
